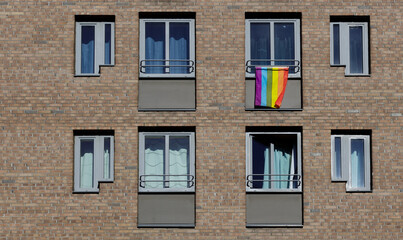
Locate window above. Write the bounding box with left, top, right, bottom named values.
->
left=74, top=134, right=114, bottom=192
left=246, top=132, right=302, bottom=192
left=245, top=18, right=301, bottom=78
left=75, top=16, right=115, bottom=76
left=139, top=18, right=195, bottom=78
left=330, top=17, right=369, bottom=75
left=331, top=134, right=371, bottom=192
left=139, top=132, right=195, bottom=192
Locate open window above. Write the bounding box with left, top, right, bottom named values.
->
left=330, top=16, right=369, bottom=76
left=73, top=130, right=114, bottom=193
left=75, top=16, right=115, bottom=76
left=246, top=132, right=302, bottom=192
left=331, top=131, right=371, bottom=192
left=245, top=128, right=303, bottom=227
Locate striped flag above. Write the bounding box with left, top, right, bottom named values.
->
left=255, top=67, right=289, bottom=108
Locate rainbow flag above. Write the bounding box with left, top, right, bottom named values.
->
left=255, top=67, right=289, bottom=108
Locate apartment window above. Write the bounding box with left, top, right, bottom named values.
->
left=245, top=15, right=301, bottom=78
left=139, top=132, right=195, bottom=192
left=75, top=16, right=115, bottom=76
left=74, top=133, right=114, bottom=192
left=246, top=132, right=302, bottom=192
left=330, top=16, right=369, bottom=75
left=139, top=17, right=195, bottom=78
left=331, top=133, right=371, bottom=192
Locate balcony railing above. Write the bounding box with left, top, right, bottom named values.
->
left=139, top=174, right=195, bottom=188
left=140, top=59, right=195, bottom=74
left=246, top=174, right=302, bottom=188
left=245, top=59, right=300, bottom=74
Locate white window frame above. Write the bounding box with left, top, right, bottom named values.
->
left=330, top=22, right=369, bottom=76
left=245, top=132, right=302, bottom=192
left=245, top=19, right=301, bottom=78
left=139, top=132, right=195, bottom=192
left=331, top=135, right=371, bottom=192
left=139, top=19, right=195, bottom=78
left=75, top=22, right=115, bottom=76
left=74, top=135, right=114, bottom=192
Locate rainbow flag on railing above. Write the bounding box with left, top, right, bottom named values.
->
left=255, top=67, right=289, bottom=108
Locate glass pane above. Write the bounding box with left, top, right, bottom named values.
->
left=351, top=139, right=365, bottom=188
left=104, top=137, right=111, bottom=179
left=104, top=24, right=111, bottom=65
left=169, top=136, right=190, bottom=188
left=274, top=23, right=295, bottom=73
left=80, top=139, right=94, bottom=188
left=251, top=136, right=270, bottom=189
left=169, top=23, right=190, bottom=74
left=334, top=137, right=342, bottom=179
left=349, top=26, right=363, bottom=74
left=333, top=24, right=340, bottom=65
left=81, top=26, right=95, bottom=74
left=250, top=23, right=271, bottom=73
left=145, top=22, right=165, bottom=74
left=144, top=136, right=165, bottom=188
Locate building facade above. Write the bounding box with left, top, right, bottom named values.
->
left=1, top=0, right=402, bottom=239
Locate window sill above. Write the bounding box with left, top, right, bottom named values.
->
left=139, top=189, right=196, bottom=193
left=138, top=108, right=196, bottom=112
left=73, top=189, right=100, bottom=194
left=344, top=74, right=371, bottom=77
left=137, top=223, right=195, bottom=228
left=246, top=224, right=303, bottom=228
left=245, top=108, right=303, bottom=111
left=246, top=189, right=302, bottom=193
left=74, top=74, right=101, bottom=77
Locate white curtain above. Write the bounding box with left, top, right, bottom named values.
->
left=273, top=147, right=292, bottom=189
left=80, top=153, right=93, bottom=188
left=144, top=148, right=164, bottom=189
left=104, top=150, right=110, bottom=179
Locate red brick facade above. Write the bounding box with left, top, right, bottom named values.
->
left=1, top=0, right=401, bottom=239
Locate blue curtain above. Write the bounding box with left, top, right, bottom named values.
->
left=145, top=22, right=165, bottom=74
left=104, top=24, right=111, bottom=65
left=349, top=26, right=363, bottom=74
left=170, top=23, right=189, bottom=74
left=333, top=24, right=340, bottom=65
left=81, top=26, right=95, bottom=74
left=334, top=137, right=342, bottom=179
left=250, top=23, right=271, bottom=72
left=274, top=23, right=295, bottom=73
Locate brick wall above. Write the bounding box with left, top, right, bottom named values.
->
left=0, top=0, right=401, bottom=239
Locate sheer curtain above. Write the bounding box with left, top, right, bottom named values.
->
left=81, top=26, right=95, bottom=74
left=170, top=23, right=189, bottom=74
left=144, top=137, right=165, bottom=188
left=351, top=139, right=365, bottom=188
left=103, top=138, right=111, bottom=179
left=80, top=139, right=94, bottom=189
left=145, top=22, right=165, bottom=74
left=169, top=136, right=190, bottom=188
left=273, top=145, right=293, bottom=189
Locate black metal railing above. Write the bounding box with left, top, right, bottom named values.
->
left=245, top=59, right=300, bottom=74
left=139, top=174, right=195, bottom=188
left=246, top=174, right=301, bottom=188
left=140, top=59, right=195, bottom=74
